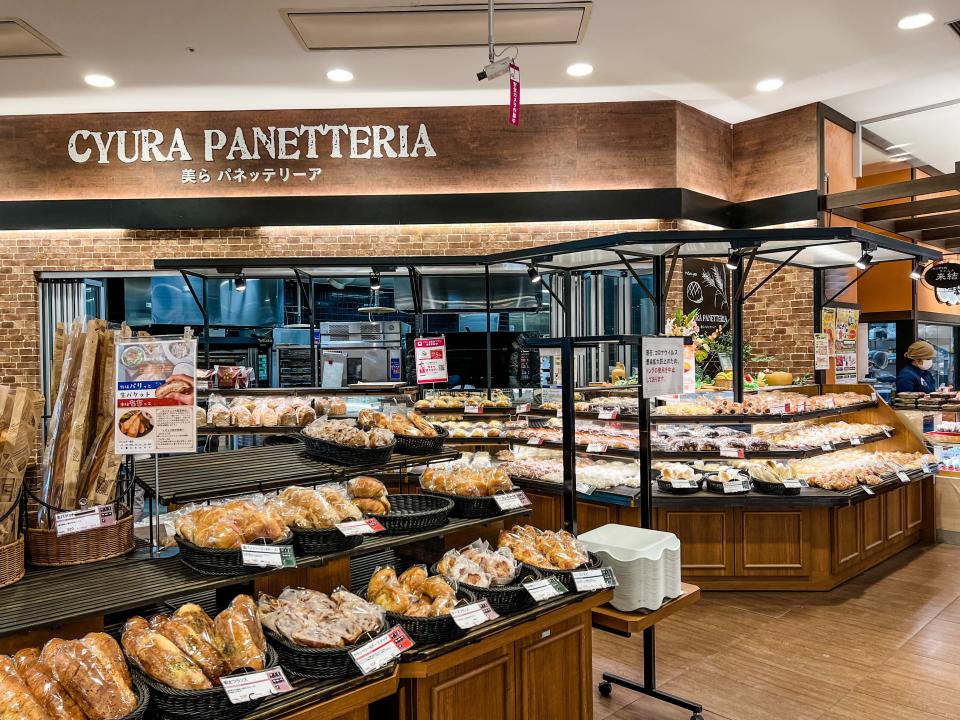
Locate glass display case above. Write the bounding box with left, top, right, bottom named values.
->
left=918, top=322, right=957, bottom=389
left=866, top=322, right=897, bottom=401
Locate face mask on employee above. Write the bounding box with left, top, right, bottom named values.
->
left=919, top=359, right=934, bottom=370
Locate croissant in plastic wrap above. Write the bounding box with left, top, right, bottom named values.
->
left=150, top=614, right=227, bottom=681
left=13, top=647, right=86, bottom=720
left=40, top=634, right=139, bottom=719
left=121, top=617, right=212, bottom=691
left=214, top=595, right=266, bottom=673
left=0, top=654, right=52, bottom=720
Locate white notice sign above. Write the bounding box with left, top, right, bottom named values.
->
left=814, top=333, right=830, bottom=371
left=414, top=337, right=448, bottom=384
left=641, top=337, right=685, bottom=398
left=55, top=504, right=116, bottom=537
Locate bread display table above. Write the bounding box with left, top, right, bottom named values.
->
left=250, top=668, right=400, bottom=720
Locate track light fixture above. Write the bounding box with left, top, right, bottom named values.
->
left=910, top=260, right=923, bottom=280
left=725, top=251, right=738, bottom=271
left=527, top=265, right=542, bottom=284
left=233, top=273, right=246, bottom=292
left=854, top=243, right=875, bottom=271
left=369, top=271, right=381, bottom=291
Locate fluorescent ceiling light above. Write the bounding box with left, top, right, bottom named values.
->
left=566, top=62, right=593, bottom=77
left=898, top=12, right=934, bottom=29
left=84, top=73, right=115, bottom=88
left=326, top=68, right=354, bottom=82
left=755, top=78, right=783, bottom=92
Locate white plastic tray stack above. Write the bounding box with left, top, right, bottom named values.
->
left=579, top=524, right=681, bottom=611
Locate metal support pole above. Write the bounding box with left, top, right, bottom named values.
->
left=202, top=280, right=209, bottom=368
left=813, top=269, right=825, bottom=386
left=562, top=272, right=573, bottom=337
left=559, top=337, right=577, bottom=534
left=485, top=265, right=492, bottom=399
left=653, top=256, right=666, bottom=333
left=732, top=258, right=745, bottom=403
left=309, top=277, right=318, bottom=386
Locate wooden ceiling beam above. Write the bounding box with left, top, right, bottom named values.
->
left=861, top=194, right=960, bottom=222
left=824, top=164, right=960, bottom=210
left=922, top=225, right=960, bottom=242
left=896, top=210, right=960, bottom=232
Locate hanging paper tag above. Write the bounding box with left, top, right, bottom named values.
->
left=586, top=443, right=608, bottom=454
left=782, top=479, right=803, bottom=489
left=508, top=63, right=521, bottom=126
left=526, top=437, right=543, bottom=446
left=576, top=482, right=595, bottom=495
left=221, top=667, right=293, bottom=704
left=241, top=545, right=296, bottom=568
left=451, top=600, right=499, bottom=629
left=719, top=448, right=744, bottom=459
left=55, top=504, right=116, bottom=537
left=494, top=491, right=531, bottom=510
left=821, top=443, right=834, bottom=452
left=515, top=402, right=531, bottom=414
left=897, top=471, right=911, bottom=484
left=524, top=576, right=568, bottom=601
left=464, top=404, right=483, bottom=415
left=850, top=436, right=862, bottom=446
left=862, top=485, right=876, bottom=495
left=336, top=518, right=385, bottom=536
left=572, top=567, right=618, bottom=592
left=597, top=409, right=618, bottom=420
left=349, top=626, right=414, bottom=675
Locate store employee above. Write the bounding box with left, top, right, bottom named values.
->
left=896, top=341, right=937, bottom=393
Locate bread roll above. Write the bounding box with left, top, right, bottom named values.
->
left=348, top=476, right=387, bottom=499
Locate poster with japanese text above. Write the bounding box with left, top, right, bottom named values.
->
left=414, top=337, right=448, bottom=384
left=114, top=338, right=197, bottom=454
left=834, top=308, right=860, bottom=384
left=813, top=333, right=831, bottom=371
left=641, top=337, right=684, bottom=398
left=820, top=307, right=836, bottom=352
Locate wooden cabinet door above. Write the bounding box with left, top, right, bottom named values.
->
left=405, top=648, right=515, bottom=720
left=885, top=487, right=905, bottom=542
left=523, top=490, right=563, bottom=531
left=658, top=508, right=735, bottom=576
left=861, top=496, right=885, bottom=557
left=906, top=481, right=923, bottom=533
left=832, top=503, right=862, bottom=573
left=575, top=500, right=617, bottom=533
left=736, top=509, right=810, bottom=576
left=515, top=615, right=590, bottom=720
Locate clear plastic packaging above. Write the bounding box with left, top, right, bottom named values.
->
left=121, top=617, right=211, bottom=691
left=0, top=653, right=56, bottom=720
left=150, top=613, right=226, bottom=682
left=497, top=524, right=588, bottom=570
left=41, top=634, right=140, bottom=718
left=13, top=647, right=87, bottom=720
left=214, top=595, right=266, bottom=673
left=258, top=586, right=385, bottom=648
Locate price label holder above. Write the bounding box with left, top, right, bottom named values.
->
left=782, top=479, right=803, bottom=490
left=241, top=545, right=297, bottom=569
left=221, top=667, right=293, bottom=704
left=349, top=626, right=414, bottom=675
left=55, top=504, right=116, bottom=537
left=451, top=600, right=499, bottom=629
left=850, top=436, right=862, bottom=446
left=585, top=443, right=608, bottom=454
left=861, top=484, right=876, bottom=495
left=597, top=409, right=618, bottom=421
left=719, top=448, right=744, bottom=459
left=524, top=576, right=569, bottom=601
left=336, top=518, right=385, bottom=536
left=922, top=463, right=940, bottom=475
left=897, top=471, right=912, bottom=484
left=668, top=479, right=698, bottom=489
left=464, top=404, right=483, bottom=415
left=722, top=479, right=750, bottom=494
left=883, top=429, right=892, bottom=438
left=515, top=402, right=532, bottom=414
left=572, top=567, right=618, bottom=592
left=526, top=437, right=543, bottom=446
left=576, top=482, right=595, bottom=495
left=821, top=443, right=834, bottom=452
left=556, top=409, right=563, bottom=418
left=494, top=491, right=532, bottom=510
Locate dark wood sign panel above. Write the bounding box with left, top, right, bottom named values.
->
left=682, top=258, right=730, bottom=336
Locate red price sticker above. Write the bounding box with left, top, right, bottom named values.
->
left=337, top=518, right=385, bottom=536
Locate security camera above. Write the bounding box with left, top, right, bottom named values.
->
left=477, top=57, right=513, bottom=81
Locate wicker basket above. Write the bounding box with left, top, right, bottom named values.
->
left=750, top=477, right=801, bottom=496
left=290, top=526, right=364, bottom=556
left=176, top=531, right=294, bottom=576
left=299, top=433, right=395, bottom=466
left=379, top=586, right=476, bottom=645
left=122, top=677, right=150, bottom=720
left=130, top=646, right=277, bottom=720
left=394, top=425, right=449, bottom=456
left=0, top=535, right=24, bottom=589
left=368, top=494, right=453, bottom=535
left=432, top=563, right=542, bottom=616
left=420, top=489, right=509, bottom=519
left=266, top=627, right=377, bottom=679
left=27, top=513, right=135, bottom=567
left=521, top=551, right=603, bottom=592
left=705, top=475, right=750, bottom=495
left=655, top=478, right=704, bottom=496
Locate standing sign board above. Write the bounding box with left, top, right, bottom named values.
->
left=813, top=333, right=830, bottom=371
left=414, top=337, right=448, bottom=384
left=115, top=338, right=197, bottom=454
left=834, top=308, right=859, bottom=384
left=682, top=259, right=729, bottom=337
left=642, top=337, right=685, bottom=398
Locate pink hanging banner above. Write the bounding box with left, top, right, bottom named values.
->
left=508, top=63, right=521, bottom=126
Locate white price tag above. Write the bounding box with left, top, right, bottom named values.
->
left=523, top=576, right=568, bottom=601
left=494, top=491, right=532, bottom=510
left=241, top=545, right=296, bottom=568
left=782, top=479, right=803, bottom=489
left=336, top=518, right=385, bottom=536
left=883, top=429, right=892, bottom=438
left=862, top=484, right=876, bottom=495
left=719, top=448, right=744, bottom=459
left=668, top=479, right=698, bottom=489
left=220, top=667, right=293, bottom=704
left=556, top=409, right=564, bottom=418
left=850, top=437, right=862, bottom=446
left=572, top=567, right=618, bottom=592
left=586, top=443, right=608, bottom=454
left=722, top=480, right=750, bottom=493
left=55, top=505, right=116, bottom=537
left=349, top=626, right=414, bottom=675
left=897, top=471, right=911, bottom=484
left=515, top=403, right=532, bottom=414
left=576, top=482, right=595, bottom=495
left=451, top=600, right=499, bottom=629
left=922, top=463, right=939, bottom=475
left=526, top=437, right=543, bottom=446
left=464, top=404, right=483, bottom=415
left=821, top=443, right=834, bottom=452
left=597, top=409, right=618, bottom=420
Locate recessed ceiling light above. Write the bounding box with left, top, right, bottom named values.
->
left=566, top=63, right=593, bottom=77
left=326, top=68, right=353, bottom=82
left=885, top=143, right=912, bottom=150
left=84, top=73, right=115, bottom=88
left=755, top=78, right=784, bottom=92
left=898, top=12, right=934, bottom=29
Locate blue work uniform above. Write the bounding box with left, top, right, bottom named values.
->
left=896, top=363, right=936, bottom=393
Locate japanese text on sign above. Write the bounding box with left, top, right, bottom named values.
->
left=641, top=337, right=684, bottom=398
left=414, top=337, right=448, bottom=384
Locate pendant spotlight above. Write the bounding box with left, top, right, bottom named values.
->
left=854, top=243, right=875, bottom=271
left=724, top=251, right=738, bottom=271
left=369, top=271, right=381, bottom=291
left=527, top=265, right=542, bottom=284
left=910, top=260, right=923, bottom=280
left=233, top=273, right=247, bottom=292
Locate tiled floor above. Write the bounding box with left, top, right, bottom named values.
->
left=592, top=543, right=960, bottom=720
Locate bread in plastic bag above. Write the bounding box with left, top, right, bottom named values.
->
left=121, top=617, right=211, bottom=691
left=214, top=595, right=266, bottom=673
left=151, top=613, right=226, bottom=681
left=41, top=634, right=140, bottom=718
left=13, top=647, right=86, bottom=720
left=0, top=653, right=54, bottom=720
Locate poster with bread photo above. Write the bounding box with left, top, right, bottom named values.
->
left=114, top=338, right=197, bottom=454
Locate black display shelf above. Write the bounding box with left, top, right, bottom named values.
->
left=249, top=667, right=397, bottom=720
left=0, top=509, right=530, bottom=638
left=414, top=407, right=517, bottom=417
left=522, top=407, right=641, bottom=422
left=651, top=430, right=893, bottom=461
left=196, top=424, right=306, bottom=436
left=134, top=442, right=461, bottom=505
left=509, top=475, right=643, bottom=507
left=199, top=386, right=414, bottom=397
left=442, top=435, right=510, bottom=444
left=503, top=437, right=641, bottom=460
left=649, top=399, right=878, bottom=425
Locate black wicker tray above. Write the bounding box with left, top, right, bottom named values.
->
left=431, top=563, right=542, bottom=615
left=420, top=489, right=509, bottom=519
left=176, top=532, right=294, bottom=576
left=520, top=551, right=603, bottom=592
left=655, top=477, right=704, bottom=495
left=394, top=425, right=449, bottom=455
left=705, top=474, right=751, bottom=495
left=368, top=494, right=453, bottom=535
left=749, top=476, right=802, bottom=496
left=379, top=585, right=477, bottom=645
left=299, top=433, right=395, bottom=466
left=265, top=626, right=381, bottom=679
left=290, top=526, right=364, bottom=555
left=122, top=677, right=150, bottom=720
left=130, top=646, right=278, bottom=720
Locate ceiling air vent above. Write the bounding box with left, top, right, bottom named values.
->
left=0, top=18, right=61, bottom=58
left=948, top=18, right=960, bottom=40
left=282, top=3, right=591, bottom=51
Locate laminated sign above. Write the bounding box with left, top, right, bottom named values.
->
left=641, top=337, right=684, bottom=398
left=414, top=337, right=448, bottom=384
left=115, top=338, right=197, bottom=454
